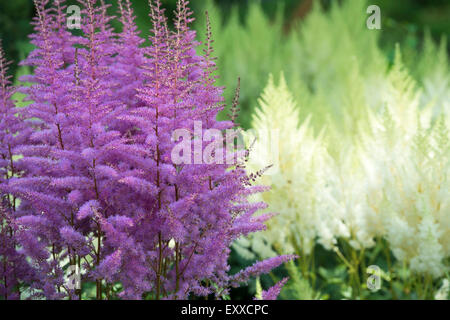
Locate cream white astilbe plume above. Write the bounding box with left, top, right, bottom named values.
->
left=324, top=146, right=382, bottom=250
left=236, top=45, right=449, bottom=281
left=235, top=75, right=348, bottom=259
left=360, top=48, right=450, bottom=278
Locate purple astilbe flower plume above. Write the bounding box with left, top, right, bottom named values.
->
left=113, top=0, right=296, bottom=299
left=0, top=42, right=36, bottom=300
left=230, top=256, right=297, bottom=288
left=3, top=0, right=295, bottom=300
left=0, top=202, right=21, bottom=300
left=257, top=278, right=289, bottom=301
left=0, top=201, right=40, bottom=300
left=0, top=41, right=31, bottom=190
left=7, top=0, right=129, bottom=299
left=5, top=0, right=89, bottom=300
left=112, top=0, right=146, bottom=116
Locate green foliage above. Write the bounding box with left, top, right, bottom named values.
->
left=194, top=0, right=389, bottom=130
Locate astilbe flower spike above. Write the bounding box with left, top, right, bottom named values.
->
left=4, top=0, right=295, bottom=300
left=259, top=277, right=289, bottom=300
left=0, top=42, right=36, bottom=300
left=112, top=0, right=146, bottom=119
left=4, top=0, right=83, bottom=299
left=5, top=0, right=130, bottom=299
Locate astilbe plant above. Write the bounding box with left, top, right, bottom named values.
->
left=236, top=75, right=347, bottom=299
left=254, top=276, right=289, bottom=301
left=2, top=0, right=126, bottom=300
left=0, top=42, right=36, bottom=300
left=359, top=48, right=450, bottom=280
left=0, top=0, right=294, bottom=300
left=238, top=75, right=348, bottom=259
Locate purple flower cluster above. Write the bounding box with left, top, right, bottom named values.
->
left=260, top=278, right=289, bottom=300
left=0, top=0, right=294, bottom=300
left=0, top=41, right=37, bottom=300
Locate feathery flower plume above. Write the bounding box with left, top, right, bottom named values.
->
left=260, top=277, right=289, bottom=300
left=0, top=42, right=35, bottom=300
left=3, top=0, right=294, bottom=300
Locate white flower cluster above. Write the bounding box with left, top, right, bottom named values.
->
left=242, top=49, right=449, bottom=278
left=240, top=75, right=348, bottom=258
left=358, top=50, right=450, bottom=278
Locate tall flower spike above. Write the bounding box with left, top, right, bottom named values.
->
left=125, top=0, right=295, bottom=300
left=0, top=42, right=35, bottom=300
left=7, top=0, right=82, bottom=300
left=7, top=0, right=127, bottom=300
left=202, top=10, right=219, bottom=84
left=259, top=277, right=289, bottom=300
left=112, top=0, right=146, bottom=133
left=229, top=77, right=241, bottom=125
